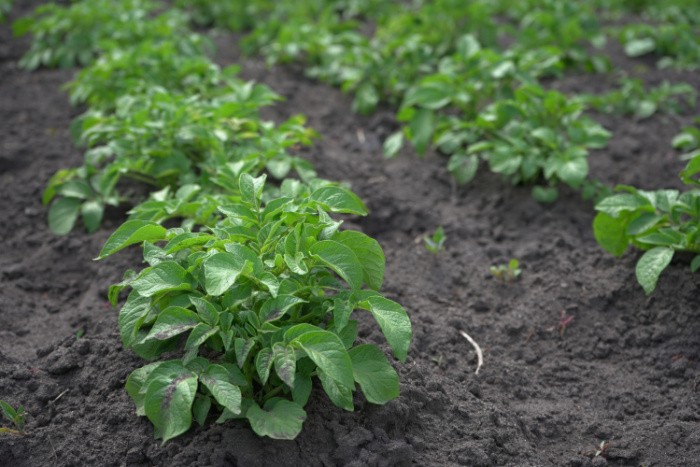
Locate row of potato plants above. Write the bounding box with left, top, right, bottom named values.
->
left=16, top=0, right=411, bottom=442
left=176, top=0, right=700, bottom=295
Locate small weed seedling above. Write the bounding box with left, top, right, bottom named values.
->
left=490, top=259, right=521, bottom=283
left=0, top=400, right=26, bottom=435
left=424, top=226, right=446, bottom=253
left=558, top=310, right=574, bottom=337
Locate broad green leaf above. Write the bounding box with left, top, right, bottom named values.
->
left=255, top=347, right=274, bottom=385
left=291, top=374, right=312, bottom=406
left=119, top=292, right=152, bottom=347
left=383, top=131, right=404, bottom=159
left=246, top=399, right=307, bottom=440
left=291, top=330, right=354, bottom=389
left=593, top=212, right=629, bottom=256
left=310, top=186, right=368, bottom=216
left=259, top=295, right=306, bottom=321
left=273, top=343, right=297, bottom=388
left=0, top=401, right=17, bottom=421
left=532, top=186, right=558, bottom=203
left=239, top=173, right=266, bottom=209
left=636, top=247, right=674, bottom=295
left=317, top=368, right=354, bottom=411
left=125, top=362, right=163, bottom=416
left=358, top=295, right=412, bottom=362
left=81, top=200, right=104, bottom=233
left=410, top=108, right=435, bottom=155
left=185, top=323, right=219, bottom=350
left=624, top=38, right=655, bottom=57
left=691, top=255, right=700, bottom=273
left=557, top=158, right=588, bottom=188
left=234, top=338, right=256, bottom=368
left=334, top=230, right=385, bottom=290
left=200, top=365, right=242, bottom=415
left=192, top=396, right=211, bottom=426
left=349, top=344, right=400, bottom=404
left=48, top=197, right=82, bottom=235
left=310, top=240, right=363, bottom=289
left=98, top=221, right=167, bottom=259
left=448, top=153, right=479, bottom=185
left=404, top=82, right=452, bottom=110
left=145, top=307, right=200, bottom=341
left=131, top=262, right=192, bottom=297
left=595, top=193, right=650, bottom=217
left=203, top=252, right=247, bottom=296
left=626, top=213, right=664, bottom=236
left=144, top=366, right=198, bottom=442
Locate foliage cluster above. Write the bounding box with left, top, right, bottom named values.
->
left=18, top=0, right=411, bottom=441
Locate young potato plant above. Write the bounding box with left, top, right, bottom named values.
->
left=43, top=86, right=314, bottom=235
left=412, top=84, right=610, bottom=201
left=424, top=226, right=446, bottom=253
left=13, top=0, right=203, bottom=70
left=101, top=174, right=412, bottom=441
left=594, top=184, right=700, bottom=294
left=673, top=118, right=700, bottom=161
left=579, top=78, right=696, bottom=120
left=490, top=259, right=522, bottom=283
left=65, top=39, right=236, bottom=110
left=0, top=400, right=26, bottom=436
left=616, top=23, right=700, bottom=70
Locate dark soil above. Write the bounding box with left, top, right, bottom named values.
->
left=2, top=4, right=700, bottom=466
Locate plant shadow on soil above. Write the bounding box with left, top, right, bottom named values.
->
left=1, top=4, right=700, bottom=466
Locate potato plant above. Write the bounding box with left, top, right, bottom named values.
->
left=102, top=174, right=411, bottom=441
left=594, top=184, right=700, bottom=294
left=13, top=0, right=203, bottom=69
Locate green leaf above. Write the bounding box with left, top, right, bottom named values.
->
left=624, top=38, right=656, bottom=57
left=119, top=292, right=152, bottom=347
left=98, top=220, right=167, bottom=259
left=259, top=295, right=306, bottom=321
left=48, top=197, right=82, bottom=235
left=144, top=365, right=198, bottom=442
left=691, top=255, right=700, bottom=273
left=310, top=186, right=368, bottom=216
left=334, top=230, right=385, bottom=290
left=273, top=343, right=297, bottom=388
left=185, top=323, right=219, bottom=350
left=349, top=344, right=400, bottom=404
left=246, top=399, right=307, bottom=440
left=200, top=365, right=242, bottom=415
left=255, top=347, right=274, bottom=385
left=125, top=362, right=163, bottom=416
left=448, top=153, right=479, bottom=185
left=556, top=158, right=588, bottom=188
left=593, top=212, right=629, bottom=256
left=532, top=186, right=559, bottom=204
left=310, top=240, right=363, bottom=289
left=410, top=108, right=435, bottom=155
left=358, top=295, right=412, bottom=362
left=145, top=307, right=200, bottom=341
left=291, top=330, right=354, bottom=389
left=131, top=261, right=192, bottom=297
left=292, top=374, right=312, bottom=406
left=383, top=131, right=404, bottom=159
left=0, top=401, right=17, bottom=421
left=636, top=247, right=674, bottom=295
left=404, top=82, right=452, bottom=110
left=595, top=193, right=650, bottom=217
left=317, top=368, right=354, bottom=411
left=203, top=252, right=247, bottom=296
left=192, top=396, right=211, bottom=426
left=81, top=200, right=104, bottom=233
left=234, top=338, right=256, bottom=368
left=239, top=173, right=266, bottom=209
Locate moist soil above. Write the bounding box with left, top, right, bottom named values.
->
left=1, top=4, right=700, bottom=466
